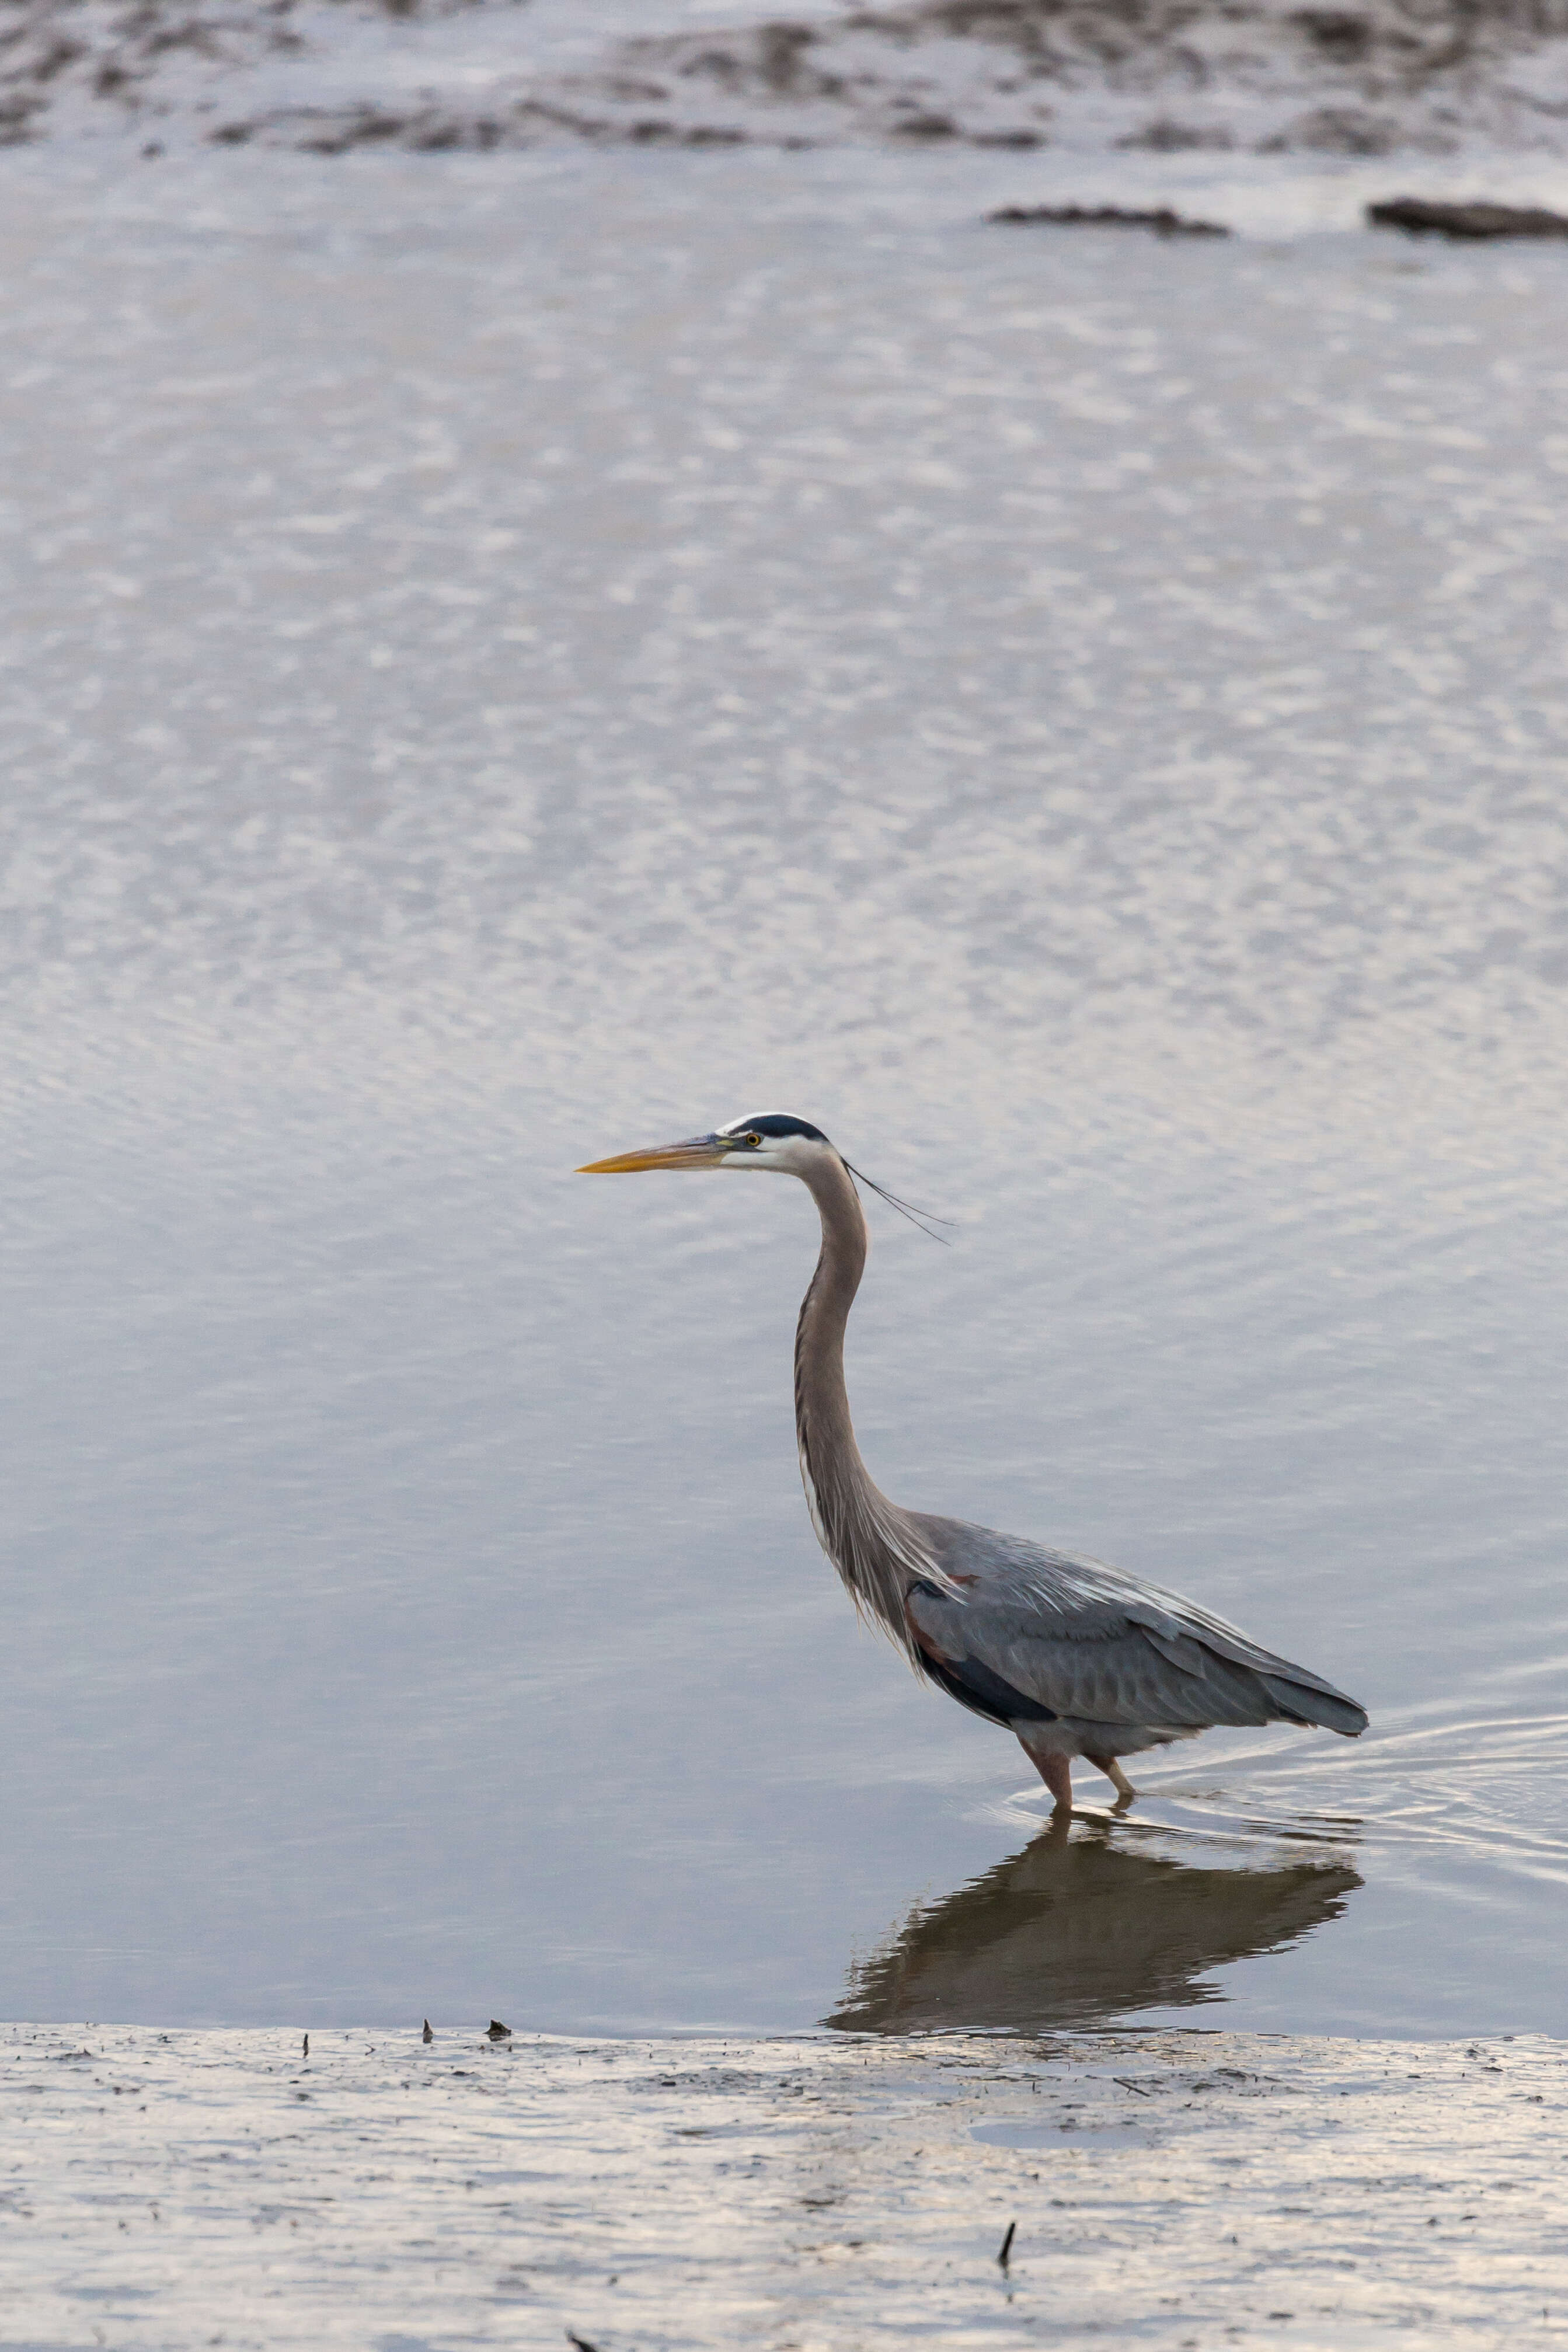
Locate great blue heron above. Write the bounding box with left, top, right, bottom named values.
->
left=579, top=1113, right=1368, bottom=1811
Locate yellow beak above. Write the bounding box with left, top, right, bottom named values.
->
left=576, top=1136, right=727, bottom=1173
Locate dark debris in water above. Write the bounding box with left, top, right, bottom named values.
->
left=989, top=204, right=1231, bottom=237
left=1367, top=196, right=1568, bottom=239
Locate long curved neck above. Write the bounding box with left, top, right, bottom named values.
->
left=793, top=1155, right=928, bottom=1643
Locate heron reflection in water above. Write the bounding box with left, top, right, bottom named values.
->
left=581, top=1115, right=1368, bottom=1812
left=827, top=1819, right=1362, bottom=2033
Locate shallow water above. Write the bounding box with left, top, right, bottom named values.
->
left=2, top=142, right=1566, bottom=2036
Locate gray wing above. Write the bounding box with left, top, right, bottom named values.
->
left=906, top=1515, right=1368, bottom=1738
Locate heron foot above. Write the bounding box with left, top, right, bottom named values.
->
left=1086, top=1752, right=1137, bottom=1805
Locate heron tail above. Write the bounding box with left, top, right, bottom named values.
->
left=1257, top=1675, right=1368, bottom=1738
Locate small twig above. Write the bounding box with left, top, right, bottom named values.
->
left=566, top=2333, right=602, bottom=2352
left=997, top=2219, right=1016, bottom=2269
left=1114, top=2075, right=1154, bottom=2097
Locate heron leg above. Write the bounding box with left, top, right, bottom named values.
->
left=1020, top=1742, right=1074, bottom=1814
left=1086, top=1751, right=1136, bottom=1806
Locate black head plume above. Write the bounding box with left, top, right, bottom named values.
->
left=841, top=1157, right=954, bottom=1245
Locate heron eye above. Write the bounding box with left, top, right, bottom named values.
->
left=745, top=1132, right=764, bottom=1148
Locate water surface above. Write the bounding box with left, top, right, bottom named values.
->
left=2, top=144, right=1566, bottom=2036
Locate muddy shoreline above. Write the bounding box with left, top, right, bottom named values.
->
left=5, top=2020, right=1566, bottom=2346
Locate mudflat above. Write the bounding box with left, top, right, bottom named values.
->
left=4, top=2021, right=1564, bottom=2347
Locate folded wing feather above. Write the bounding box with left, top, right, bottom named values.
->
left=904, top=1515, right=1367, bottom=1738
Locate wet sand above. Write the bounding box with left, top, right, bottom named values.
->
left=5, top=2020, right=1565, bottom=2347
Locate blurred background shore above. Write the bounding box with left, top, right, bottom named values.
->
left=7, top=0, right=1568, bottom=168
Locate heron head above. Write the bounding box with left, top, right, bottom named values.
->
left=579, top=1116, right=951, bottom=1238
left=577, top=1113, right=835, bottom=1176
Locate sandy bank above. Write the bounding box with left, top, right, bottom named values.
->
left=4, top=2021, right=1565, bottom=2347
